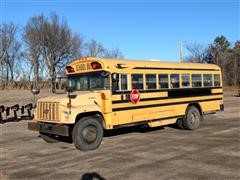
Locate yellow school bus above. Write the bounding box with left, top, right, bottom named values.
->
left=28, top=57, right=224, bottom=151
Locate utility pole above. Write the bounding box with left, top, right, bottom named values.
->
left=180, top=41, right=183, bottom=62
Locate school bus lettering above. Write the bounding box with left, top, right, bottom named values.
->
left=28, top=57, right=223, bottom=151
left=87, top=63, right=92, bottom=70
left=76, top=64, right=85, bottom=71
left=75, top=63, right=93, bottom=71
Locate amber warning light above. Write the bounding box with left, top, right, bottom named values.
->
left=66, top=66, right=75, bottom=73
left=91, top=62, right=102, bottom=70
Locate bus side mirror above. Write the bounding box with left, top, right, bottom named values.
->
left=112, top=73, right=119, bottom=82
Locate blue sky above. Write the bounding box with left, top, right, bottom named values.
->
left=1, top=0, right=239, bottom=61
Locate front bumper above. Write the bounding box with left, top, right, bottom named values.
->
left=28, top=121, right=70, bottom=136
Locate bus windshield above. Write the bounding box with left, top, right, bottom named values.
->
left=67, top=71, right=110, bottom=91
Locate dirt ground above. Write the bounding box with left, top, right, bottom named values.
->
left=0, top=90, right=240, bottom=179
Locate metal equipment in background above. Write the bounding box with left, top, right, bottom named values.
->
left=0, top=88, right=40, bottom=124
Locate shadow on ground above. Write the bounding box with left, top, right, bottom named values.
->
left=104, top=124, right=165, bottom=137
left=81, top=172, right=105, bottom=180
left=37, top=122, right=183, bottom=145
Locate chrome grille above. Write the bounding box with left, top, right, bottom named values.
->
left=37, top=102, right=60, bottom=121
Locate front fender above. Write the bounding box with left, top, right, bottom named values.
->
left=69, top=104, right=102, bottom=124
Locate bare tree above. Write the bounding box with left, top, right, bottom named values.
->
left=85, top=39, right=105, bottom=57
left=0, top=23, right=21, bottom=83
left=24, top=13, right=83, bottom=93
left=233, top=41, right=240, bottom=87
left=104, top=48, right=123, bottom=59
left=186, top=36, right=239, bottom=86
left=1, top=13, right=124, bottom=90
left=184, top=43, right=208, bottom=63
left=23, top=15, right=45, bottom=87
left=85, top=39, right=123, bottom=59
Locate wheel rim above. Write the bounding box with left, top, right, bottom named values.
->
left=189, top=112, right=197, bottom=125
left=82, top=125, right=97, bottom=143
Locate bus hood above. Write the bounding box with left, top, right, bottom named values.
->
left=37, top=91, right=103, bottom=107
left=38, top=94, right=67, bottom=102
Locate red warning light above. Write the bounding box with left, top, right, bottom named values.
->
left=91, top=62, right=102, bottom=70
left=66, top=66, right=75, bottom=73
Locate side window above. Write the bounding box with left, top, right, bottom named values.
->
left=203, top=74, right=212, bottom=87
left=146, top=74, right=156, bottom=89
left=112, top=74, right=128, bottom=91
left=120, top=74, right=128, bottom=90
left=170, top=74, right=180, bottom=88
left=181, top=74, right=190, bottom=87
left=112, top=74, right=120, bottom=91
left=214, top=74, right=220, bottom=87
left=192, top=74, right=202, bottom=87
left=132, top=74, right=143, bottom=89
left=159, top=74, right=169, bottom=89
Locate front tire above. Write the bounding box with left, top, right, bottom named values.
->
left=72, top=117, right=103, bottom=151
left=183, top=106, right=201, bottom=130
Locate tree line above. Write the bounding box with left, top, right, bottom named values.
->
left=185, top=35, right=240, bottom=87
left=1, top=12, right=239, bottom=92
left=0, top=12, right=123, bottom=92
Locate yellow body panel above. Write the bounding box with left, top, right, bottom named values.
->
left=211, top=88, right=223, bottom=94
left=148, top=119, right=177, bottom=127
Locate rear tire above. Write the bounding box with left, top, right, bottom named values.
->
left=183, top=106, right=201, bottom=130
left=72, top=117, right=103, bottom=151
left=40, top=133, right=59, bottom=143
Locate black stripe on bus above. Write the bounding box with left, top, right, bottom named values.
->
left=113, top=97, right=168, bottom=104
left=112, top=87, right=222, bottom=95
left=112, top=98, right=222, bottom=112
left=113, top=115, right=183, bottom=129
left=113, top=89, right=165, bottom=94
left=133, top=67, right=220, bottom=71
left=112, top=93, right=223, bottom=104
left=168, top=87, right=216, bottom=98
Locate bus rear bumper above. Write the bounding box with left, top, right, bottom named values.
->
left=28, top=121, right=70, bottom=136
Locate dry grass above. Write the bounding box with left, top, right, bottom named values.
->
left=0, top=89, right=52, bottom=107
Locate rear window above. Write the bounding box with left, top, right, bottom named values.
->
left=214, top=74, right=220, bottom=87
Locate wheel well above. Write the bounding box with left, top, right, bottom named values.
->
left=187, top=103, right=202, bottom=115
left=74, top=111, right=105, bottom=128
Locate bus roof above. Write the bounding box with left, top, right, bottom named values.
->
left=67, top=57, right=221, bottom=74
